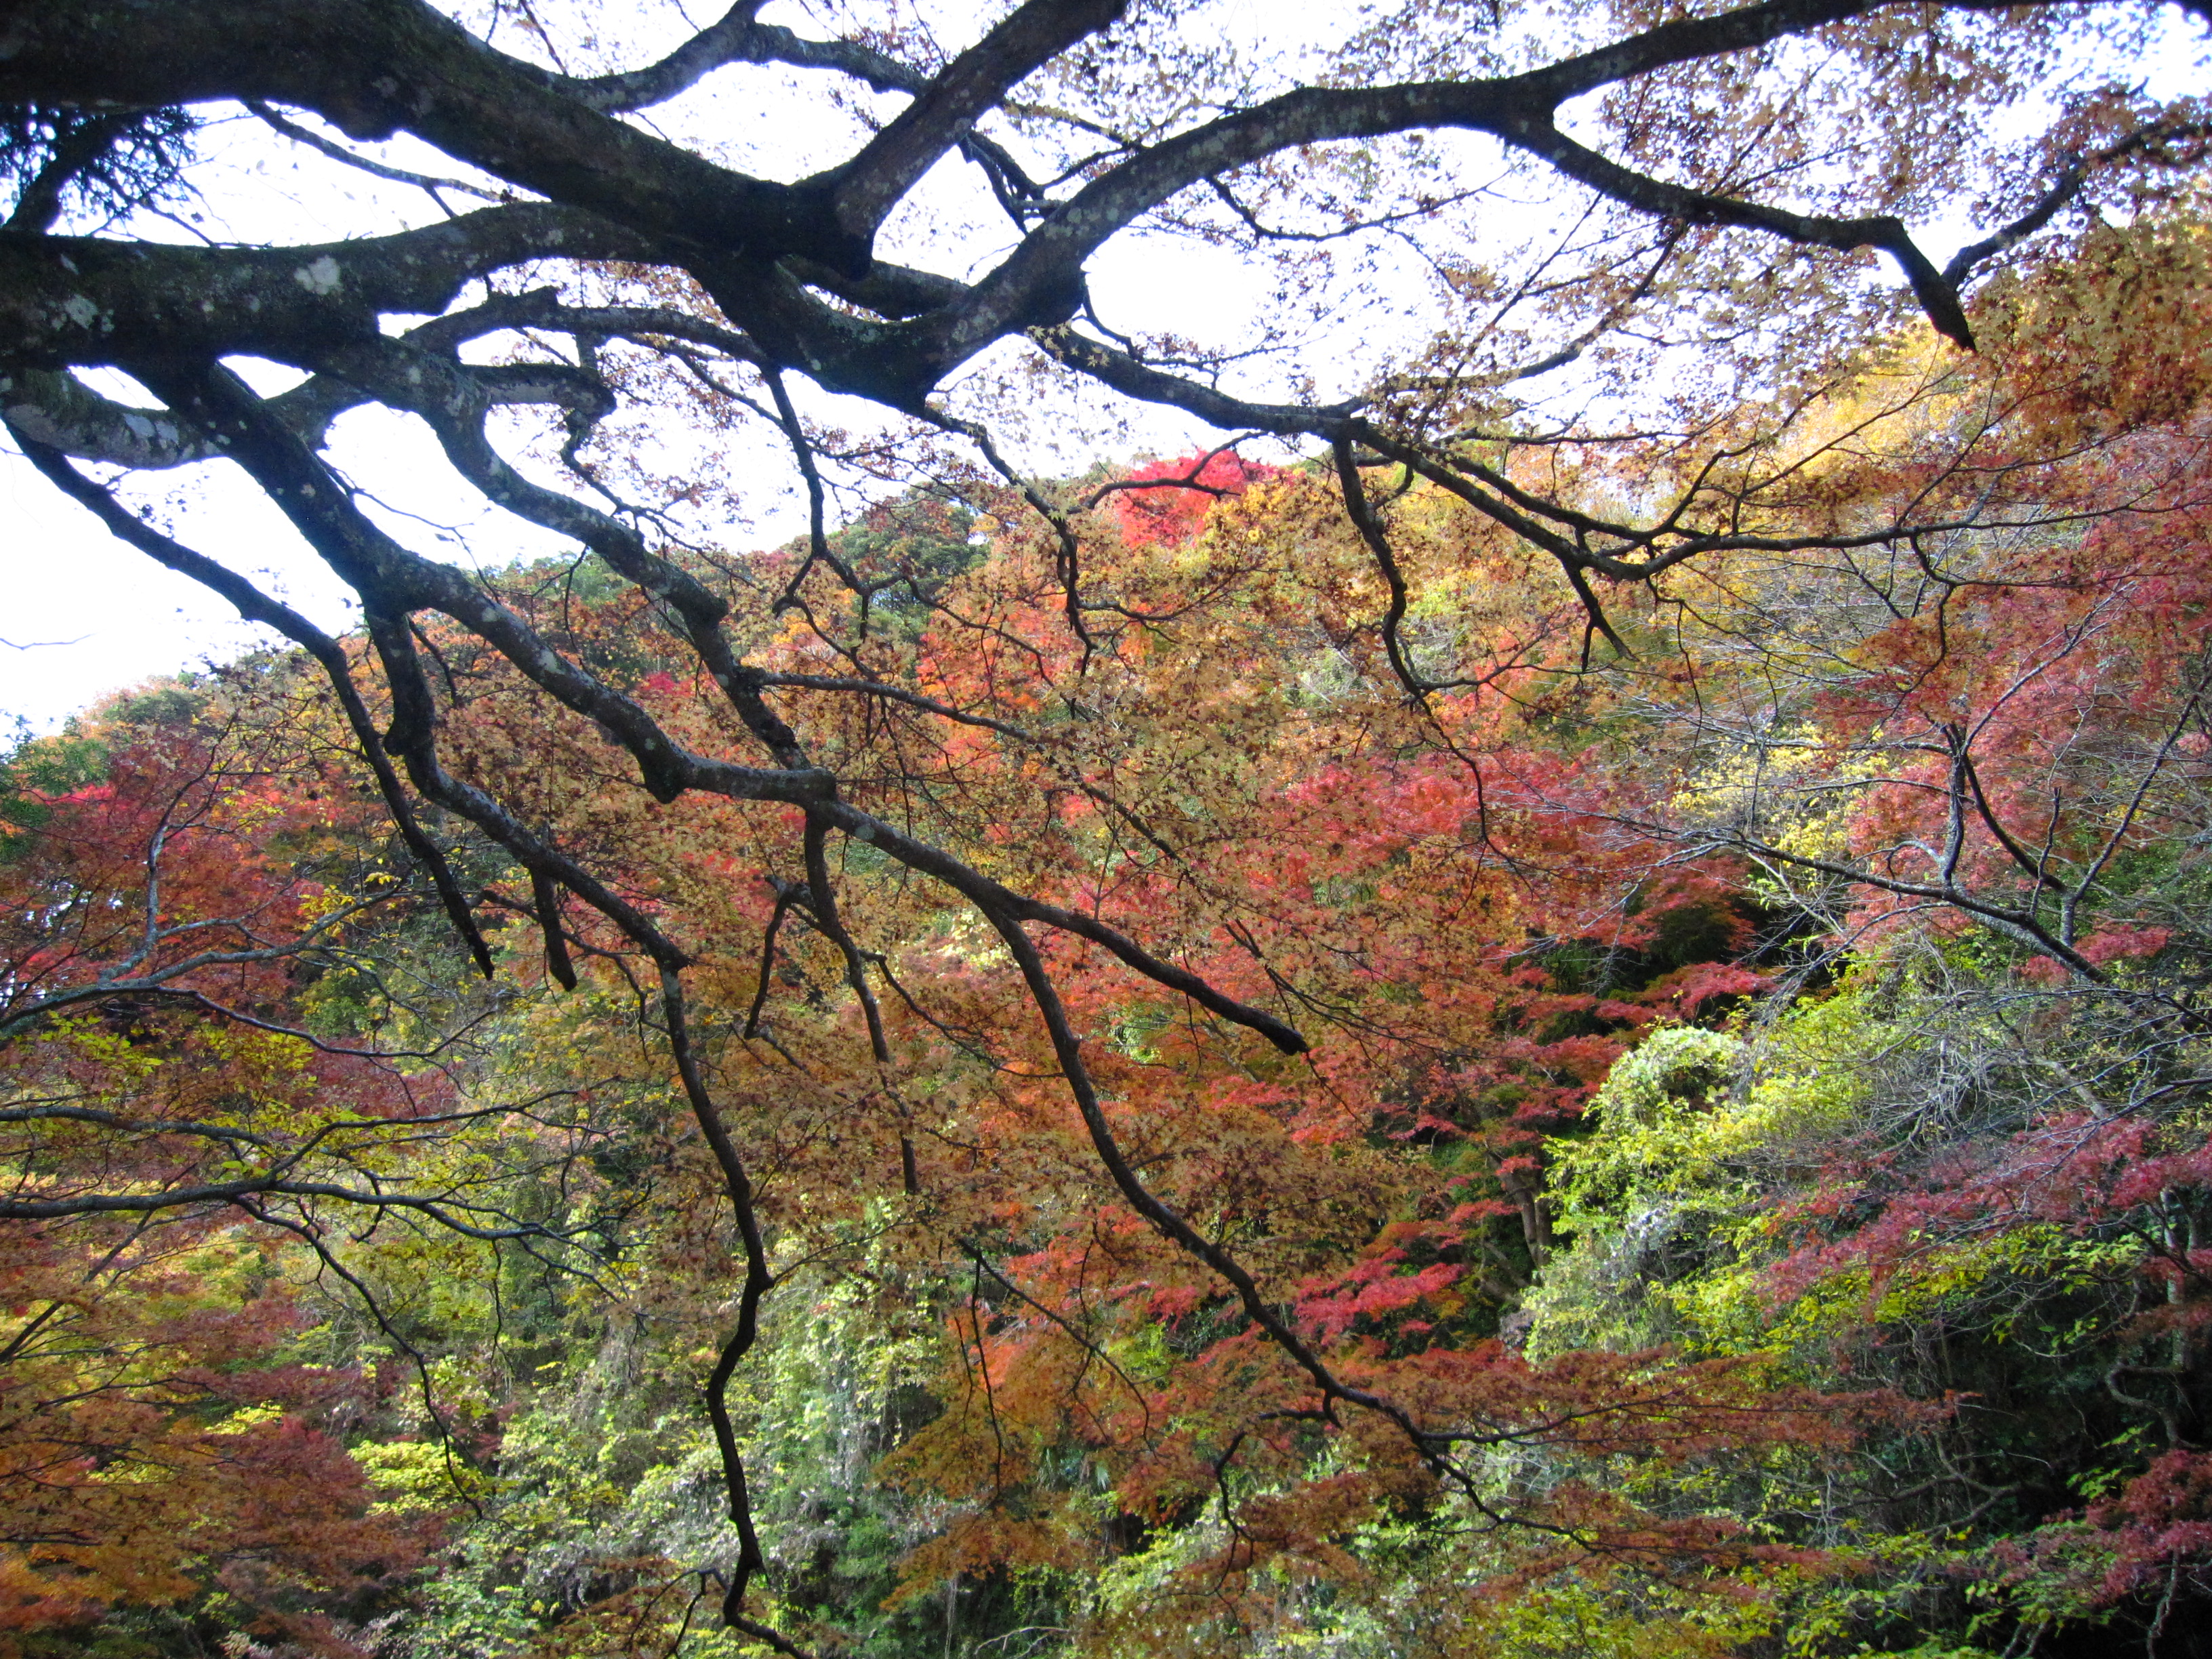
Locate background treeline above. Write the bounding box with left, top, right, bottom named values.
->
left=7, top=203, right=2212, bottom=1659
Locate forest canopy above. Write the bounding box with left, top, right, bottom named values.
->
left=5, top=1, right=2212, bottom=1655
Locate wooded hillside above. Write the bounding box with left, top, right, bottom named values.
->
left=4, top=2, right=2212, bottom=1655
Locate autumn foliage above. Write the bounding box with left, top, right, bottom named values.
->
left=8, top=104, right=2212, bottom=1659
left=0, top=718, right=451, bottom=1651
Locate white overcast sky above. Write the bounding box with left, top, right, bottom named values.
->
left=3, top=0, right=2203, bottom=733
left=1, top=0, right=1304, bottom=729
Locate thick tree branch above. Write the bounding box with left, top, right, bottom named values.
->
left=130, top=361, right=830, bottom=808
left=567, top=3, right=931, bottom=109
left=0, top=0, right=865, bottom=270
left=925, top=0, right=2081, bottom=369
left=564, top=1, right=770, bottom=111
left=0, top=206, right=642, bottom=370
left=1944, top=117, right=2212, bottom=286
left=4, top=358, right=602, bottom=470
left=821, top=0, right=1129, bottom=239
left=1333, top=436, right=1425, bottom=701
left=7, top=428, right=495, bottom=975
left=1498, top=115, right=1973, bottom=349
